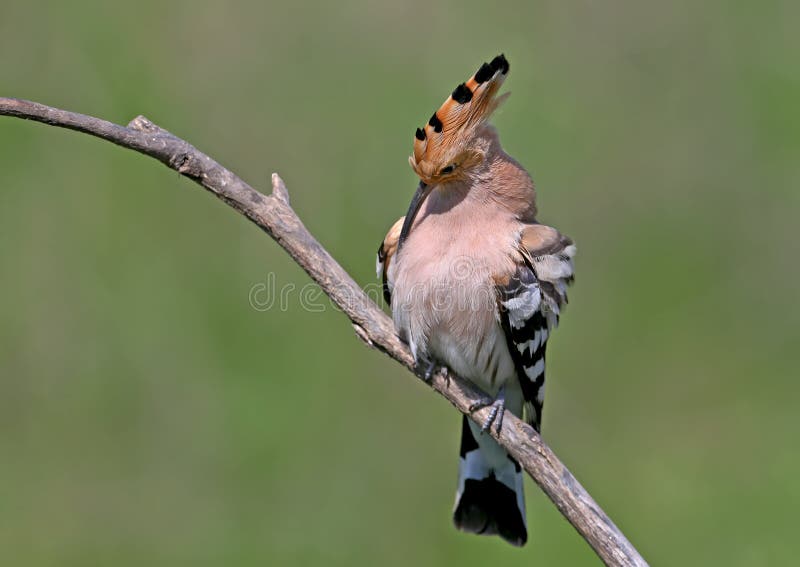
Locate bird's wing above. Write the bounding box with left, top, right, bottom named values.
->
left=495, top=224, right=576, bottom=431
left=376, top=216, right=405, bottom=305
left=519, top=223, right=576, bottom=325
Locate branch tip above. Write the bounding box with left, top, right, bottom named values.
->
left=271, top=173, right=290, bottom=203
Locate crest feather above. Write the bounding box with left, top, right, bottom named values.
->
left=410, top=54, right=510, bottom=182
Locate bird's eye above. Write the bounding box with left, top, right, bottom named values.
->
left=440, top=164, right=456, bottom=175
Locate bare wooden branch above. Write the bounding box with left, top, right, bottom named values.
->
left=0, top=97, right=647, bottom=567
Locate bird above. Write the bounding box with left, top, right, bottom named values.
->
left=376, top=54, right=576, bottom=546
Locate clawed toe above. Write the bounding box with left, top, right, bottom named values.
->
left=469, top=397, right=493, bottom=413
left=441, top=366, right=450, bottom=386
left=469, top=386, right=506, bottom=434
left=418, top=360, right=445, bottom=382
left=480, top=400, right=505, bottom=433
left=418, top=360, right=450, bottom=383
left=424, top=360, right=436, bottom=381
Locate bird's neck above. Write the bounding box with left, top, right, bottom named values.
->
left=427, top=149, right=537, bottom=222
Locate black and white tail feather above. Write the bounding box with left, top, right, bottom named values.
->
left=453, top=415, right=527, bottom=545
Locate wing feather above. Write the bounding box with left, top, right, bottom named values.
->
left=496, top=224, right=576, bottom=431
left=376, top=217, right=404, bottom=305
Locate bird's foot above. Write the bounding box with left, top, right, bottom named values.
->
left=469, top=387, right=506, bottom=434
left=416, top=360, right=450, bottom=385
left=423, top=360, right=436, bottom=381
left=415, top=359, right=437, bottom=382
left=441, top=366, right=450, bottom=387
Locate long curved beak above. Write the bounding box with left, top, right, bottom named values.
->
left=398, top=181, right=432, bottom=249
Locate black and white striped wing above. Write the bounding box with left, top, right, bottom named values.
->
left=497, top=226, right=576, bottom=432
left=497, top=266, right=549, bottom=432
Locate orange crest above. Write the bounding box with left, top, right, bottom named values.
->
left=409, top=54, right=510, bottom=184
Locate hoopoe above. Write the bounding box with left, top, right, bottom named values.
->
left=376, top=55, right=576, bottom=546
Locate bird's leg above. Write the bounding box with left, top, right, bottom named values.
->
left=469, top=385, right=506, bottom=434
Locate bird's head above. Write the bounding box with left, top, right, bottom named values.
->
left=399, top=55, right=511, bottom=246
left=408, top=54, right=510, bottom=187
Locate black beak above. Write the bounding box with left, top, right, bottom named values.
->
left=398, top=181, right=432, bottom=249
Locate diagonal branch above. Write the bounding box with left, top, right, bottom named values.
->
left=0, top=97, right=647, bottom=567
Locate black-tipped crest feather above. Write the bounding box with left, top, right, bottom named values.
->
left=409, top=54, right=511, bottom=183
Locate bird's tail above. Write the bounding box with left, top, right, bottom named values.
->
left=453, top=415, right=527, bottom=546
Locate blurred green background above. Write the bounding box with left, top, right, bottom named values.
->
left=1, top=1, right=798, bottom=565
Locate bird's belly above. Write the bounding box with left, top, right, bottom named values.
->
left=428, top=322, right=517, bottom=396
left=391, top=257, right=516, bottom=395
left=389, top=213, right=521, bottom=395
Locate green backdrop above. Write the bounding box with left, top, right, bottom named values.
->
left=1, top=1, right=798, bottom=565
